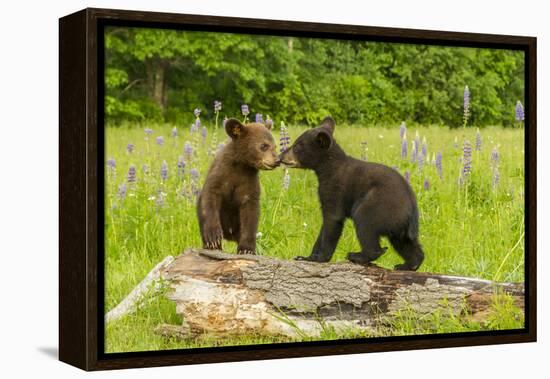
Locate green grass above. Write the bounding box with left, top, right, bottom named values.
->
left=104, top=122, right=525, bottom=353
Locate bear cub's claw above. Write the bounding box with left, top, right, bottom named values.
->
left=204, top=238, right=222, bottom=250
left=237, top=248, right=256, bottom=255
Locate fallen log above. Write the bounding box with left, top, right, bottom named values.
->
left=156, top=249, right=524, bottom=339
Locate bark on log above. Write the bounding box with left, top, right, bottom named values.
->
left=158, top=249, right=524, bottom=339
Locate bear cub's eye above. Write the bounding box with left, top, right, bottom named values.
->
left=260, top=143, right=270, bottom=152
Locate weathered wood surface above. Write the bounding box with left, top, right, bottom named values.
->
left=157, top=249, right=524, bottom=339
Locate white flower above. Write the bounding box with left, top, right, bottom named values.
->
left=256, top=232, right=263, bottom=238
left=148, top=196, right=156, bottom=201
left=303, top=223, right=308, bottom=228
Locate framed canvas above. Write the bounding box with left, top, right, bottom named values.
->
left=59, top=7, right=536, bottom=371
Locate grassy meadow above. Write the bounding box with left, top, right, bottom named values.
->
left=104, top=121, right=525, bottom=353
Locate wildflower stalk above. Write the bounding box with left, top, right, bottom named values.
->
left=463, top=85, right=470, bottom=128
left=279, top=121, right=291, bottom=189
left=214, top=100, right=222, bottom=129
left=515, top=100, right=524, bottom=128
left=241, top=104, right=249, bottom=124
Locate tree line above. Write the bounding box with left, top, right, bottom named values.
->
left=105, top=27, right=524, bottom=127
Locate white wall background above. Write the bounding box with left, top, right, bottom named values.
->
left=0, top=0, right=546, bottom=377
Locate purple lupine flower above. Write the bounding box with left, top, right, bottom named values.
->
left=436, top=151, right=443, bottom=179
left=475, top=128, right=482, bottom=151
left=190, top=118, right=200, bottom=134
left=279, top=122, right=291, bottom=153
left=127, top=165, right=136, bottom=183
left=177, top=156, right=186, bottom=177
left=516, top=100, right=525, bottom=121
left=118, top=183, right=127, bottom=200
left=107, top=158, right=116, bottom=170
left=401, top=138, right=408, bottom=159
left=184, top=141, right=193, bottom=160
left=126, top=143, right=134, bottom=153
left=464, top=85, right=470, bottom=109
left=463, top=85, right=470, bottom=127
left=190, top=168, right=200, bottom=196
left=156, top=136, right=164, bottom=146
left=255, top=113, right=263, bottom=124
left=491, top=146, right=500, bottom=189
left=399, top=122, right=406, bottom=139
left=144, top=128, right=153, bottom=138
left=283, top=169, right=290, bottom=190
left=421, top=137, right=427, bottom=157
left=424, top=177, right=430, bottom=191
left=491, top=146, right=500, bottom=167
left=194, top=118, right=201, bottom=130
left=160, top=160, right=168, bottom=181
left=493, top=167, right=500, bottom=188
left=410, top=140, right=417, bottom=163
left=461, top=140, right=472, bottom=180
left=360, top=141, right=368, bottom=161
left=171, top=127, right=178, bottom=138
left=201, top=126, right=208, bottom=142
left=214, top=100, right=222, bottom=112
left=194, top=108, right=201, bottom=117
left=142, top=164, right=149, bottom=174
left=404, top=171, right=411, bottom=184
left=414, top=131, right=420, bottom=153
left=241, top=104, right=249, bottom=116
left=265, top=116, right=273, bottom=129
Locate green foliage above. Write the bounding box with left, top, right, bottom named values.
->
left=104, top=27, right=524, bottom=127
left=104, top=122, right=524, bottom=353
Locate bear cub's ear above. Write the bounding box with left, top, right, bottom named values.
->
left=320, top=116, right=336, bottom=134
left=316, top=129, right=333, bottom=150
left=225, top=118, right=245, bottom=139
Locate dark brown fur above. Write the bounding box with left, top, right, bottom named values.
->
left=279, top=117, right=424, bottom=270
left=197, top=119, right=279, bottom=254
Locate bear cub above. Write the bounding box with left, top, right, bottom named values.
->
left=198, top=118, right=280, bottom=254
left=280, top=117, right=424, bottom=270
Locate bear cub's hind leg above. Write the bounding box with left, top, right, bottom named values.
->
left=389, top=235, right=424, bottom=271
left=347, top=205, right=388, bottom=265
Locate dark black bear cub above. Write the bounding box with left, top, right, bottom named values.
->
left=198, top=119, right=280, bottom=255
left=280, top=117, right=424, bottom=270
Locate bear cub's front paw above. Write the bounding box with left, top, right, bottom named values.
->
left=203, top=224, right=223, bottom=250
left=237, top=246, right=256, bottom=255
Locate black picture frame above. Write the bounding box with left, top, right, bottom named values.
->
left=59, top=7, right=537, bottom=371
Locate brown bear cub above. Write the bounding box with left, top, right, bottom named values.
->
left=198, top=118, right=280, bottom=254
left=280, top=117, right=424, bottom=270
